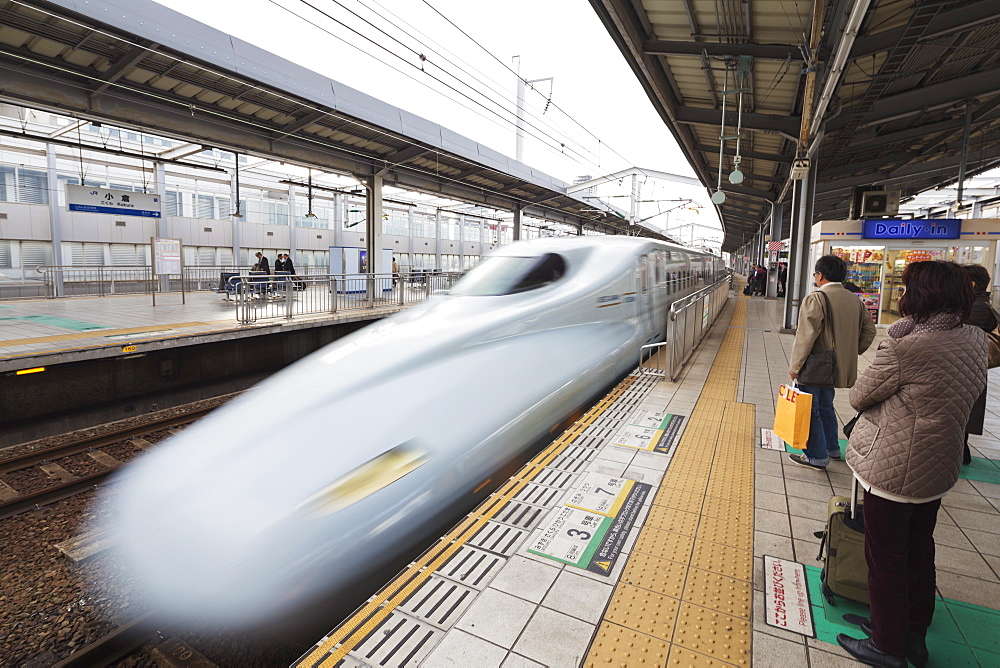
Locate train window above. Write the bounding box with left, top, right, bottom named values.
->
left=450, top=253, right=566, bottom=296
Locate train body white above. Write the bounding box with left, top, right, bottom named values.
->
left=107, top=236, right=723, bottom=625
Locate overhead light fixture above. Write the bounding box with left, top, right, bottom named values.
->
left=232, top=151, right=244, bottom=218
left=305, top=168, right=318, bottom=218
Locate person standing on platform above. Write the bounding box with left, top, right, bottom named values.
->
left=837, top=260, right=987, bottom=668
left=392, top=256, right=400, bottom=287
left=254, top=251, right=270, bottom=274
left=962, top=264, right=996, bottom=466
left=274, top=253, right=287, bottom=273
left=788, top=254, right=876, bottom=469
left=282, top=253, right=297, bottom=276
left=777, top=262, right=787, bottom=297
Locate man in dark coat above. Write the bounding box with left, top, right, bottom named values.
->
left=962, top=264, right=996, bottom=465
left=254, top=251, right=270, bottom=274
left=274, top=254, right=287, bottom=273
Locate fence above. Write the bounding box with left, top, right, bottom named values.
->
left=641, top=272, right=733, bottom=382
left=230, top=271, right=463, bottom=325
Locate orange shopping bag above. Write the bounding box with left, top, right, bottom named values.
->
left=773, top=383, right=812, bottom=450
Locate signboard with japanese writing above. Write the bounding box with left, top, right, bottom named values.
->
left=527, top=481, right=650, bottom=575
left=67, top=184, right=161, bottom=218
left=764, top=556, right=814, bottom=637
left=564, top=474, right=635, bottom=517
left=612, top=412, right=685, bottom=453
left=152, top=237, right=182, bottom=276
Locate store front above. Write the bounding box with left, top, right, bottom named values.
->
left=810, top=218, right=999, bottom=326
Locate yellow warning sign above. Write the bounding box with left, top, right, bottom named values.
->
left=594, top=561, right=611, bottom=572
left=121, top=345, right=138, bottom=353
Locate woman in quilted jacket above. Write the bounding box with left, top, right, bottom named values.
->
left=838, top=261, right=988, bottom=668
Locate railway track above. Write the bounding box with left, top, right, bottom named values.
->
left=0, top=406, right=215, bottom=520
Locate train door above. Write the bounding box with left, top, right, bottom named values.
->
left=637, top=254, right=653, bottom=338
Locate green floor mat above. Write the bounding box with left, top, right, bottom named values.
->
left=959, top=457, right=1000, bottom=485
left=0, top=315, right=108, bottom=332
left=782, top=438, right=849, bottom=455
left=803, top=565, right=1000, bottom=665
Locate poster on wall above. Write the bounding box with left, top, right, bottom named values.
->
left=68, top=184, right=161, bottom=217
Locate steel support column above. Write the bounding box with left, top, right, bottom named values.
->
left=434, top=210, right=442, bottom=270
left=287, top=184, right=297, bottom=262
left=767, top=200, right=784, bottom=298
left=783, top=163, right=817, bottom=331
left=230, top=169, right=242, bottom=267
left=366, top=169, right=384, bottom=275
left=333, top=193, right=343, bottom=249
left=153, top=162, right=166, bottom=239
left=513, top=206, right=522, bottom=241
left=44, top=144, right=64, bottom=296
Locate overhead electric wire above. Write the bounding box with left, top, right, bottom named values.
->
left=419, top=0, right=640, bottom=170
left=7, top=0, right=650, bottom=232
left=286, top=0, right=606, bottom=173
left=351, top=0, right=603, bottom=166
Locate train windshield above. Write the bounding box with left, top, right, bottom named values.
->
left=450, top=253, right=566, bottom=296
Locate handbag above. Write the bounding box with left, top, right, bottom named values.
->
left=774, top=382, right=812, bottom=450
left=797, top=292, right=839, bottom=386
left=843, top=412, right=861, bottom=438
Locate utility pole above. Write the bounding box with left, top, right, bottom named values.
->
left=512, top=56, right=552, bottom=163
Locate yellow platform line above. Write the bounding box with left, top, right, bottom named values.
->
left=296, top=378, right=636, bottom=668
left=585, top=297, right=756, bottom=667
left=0, top=322, right=214, bottom=347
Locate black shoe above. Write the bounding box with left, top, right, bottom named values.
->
left=828, top=450, right=843, bottom=461
left=858, top=619, right=929, bottom=668
left=837, top=634, right=907, bottom=668
left=788, top=453, right=827, bottom=471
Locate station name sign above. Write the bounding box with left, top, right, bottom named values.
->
left=862, top=218, right=961, bottom=240
left=67, top=184, right=162, bottom=218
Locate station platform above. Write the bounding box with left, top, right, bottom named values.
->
left=294, top=294, right=1000, bottom=667
left=0, top=292, right=404, bottom=372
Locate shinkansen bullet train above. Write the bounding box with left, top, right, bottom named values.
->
left=106, top=236, right=723, bottom=625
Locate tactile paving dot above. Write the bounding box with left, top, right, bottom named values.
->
left=672, top=602, right=750, bottom=665
left=682, top=568, right=752, bottom=619
left=667, top=644, right=740, bottom=667
left=689, top=540, right=752, bottom=581
left=659, top=472, right=709, bottom=494
left=701, top=496, right=753, bottom=525
left=697, top=515, right=753, bottom=551
left=620, top=551, right=688, bottom=598
left=604, top=583, right=680, bottom=639
left=705, top=478, right=754, bottom=503
left=653, top=487, right=704, bottom=513
left=643, top=505, right=701, bottom=536
left=633, top=526, right=695, bottom=563
left=583, top=621, right=672, bottom=667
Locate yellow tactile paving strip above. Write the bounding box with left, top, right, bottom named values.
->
left=295, top=378, right=638, bottom=668
left=585, top=297, right=755, bottom=667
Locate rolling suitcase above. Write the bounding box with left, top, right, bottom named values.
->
left=817, top=476, right=869, bottom=605
left=743, top=283, right=753, bottom=296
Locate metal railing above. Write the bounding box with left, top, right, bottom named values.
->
left=656, top=272, right=734, bottom=381
left=37, top=265, right=154, bottom=298
left=230, top=271, right=463, bottom=324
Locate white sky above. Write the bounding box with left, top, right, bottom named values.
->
left=158, top=0, right=723, bottom=246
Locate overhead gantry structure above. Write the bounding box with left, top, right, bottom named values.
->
left=0, top=0, right=673, bottom=277
left=591, top=0, right=1000, bottom=325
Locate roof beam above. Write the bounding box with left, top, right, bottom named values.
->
left=676, top=106, right=801, bottom=137
left=829, top=67, right=1000, bottom=131
left=90, top=41, right=158, bottom=98
left=273, top=109, right=329, bottom=139
left=156, top=142, right=205, bottom=160
left=718, top=184, right=776, bottom=202
left=694, top=143, right=789, bottom=163
left=384, top=144, right=432, bottom=164
left=849, top=0, right=999, bottom=60
left=644, top=40, right=803, bottom=61
left=846, top=98, right=1000, bottom=151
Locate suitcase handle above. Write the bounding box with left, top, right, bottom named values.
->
left=850, top=475, right=859, bottom=521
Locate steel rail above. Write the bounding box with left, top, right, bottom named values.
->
left=0, top=407, right=216, bottom=476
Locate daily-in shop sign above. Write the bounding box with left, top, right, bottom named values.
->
left=862, top=218, right=961, bottom=239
